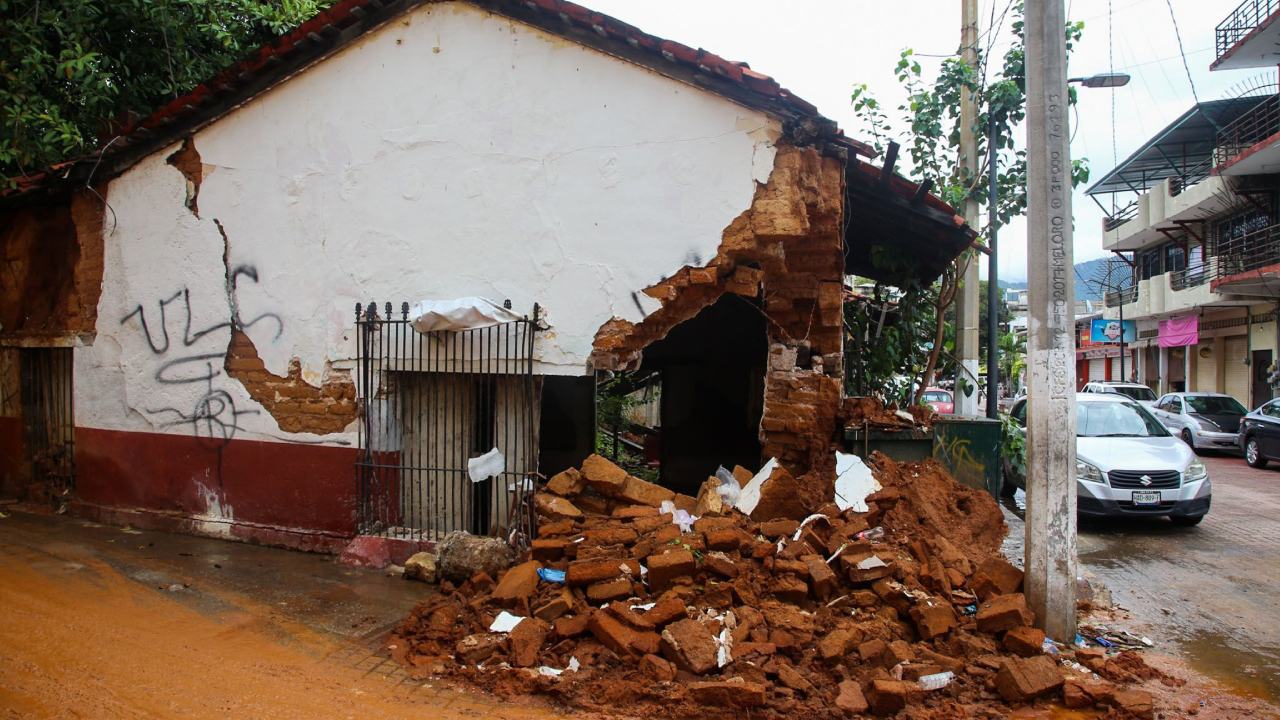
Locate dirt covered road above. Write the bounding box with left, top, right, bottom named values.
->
left=0, top=509, right=568, bottom=720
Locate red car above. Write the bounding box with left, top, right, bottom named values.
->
left=922, top=387, right=954, bottom=414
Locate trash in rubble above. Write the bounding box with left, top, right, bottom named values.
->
left=713, top=466, right=741, bottom=506
left=1093, top=636, right=1117, bottom=649
left=659, top=500, right=697, bottom=533
left=792, top=513, right=829, bottom=541
left=834, top=452, right=880, bottom=512
left=855, top=526, right=885, bottom=541
left=894, top=409, right=916, bottom=423
left=408, top=297, right=525, bottom=333
left=826, top=542, right=847, bottom=564
left=508, top=477, right=534, bottom=492
left=734, top=457, right=778, bottom=515
left=715, top=627, right=733, bottom=668
left=1074, top=634, right=1089, bottom=648
left=537, top=657, right=581, bottom=677
left=855, top=555, right=887, bottom=571
left=468, top=448, right=505, bottom=483
left=536, top=567, right=566, bottom=584
left=488, top=611, right=525, bottom=633
left=164, top=583, right=187, bottom=592
left=918, top=671, right=955, bottom=691
left=961, top=604, right=978, bottom=615
left=1082, top=625, right=1153, bottom=650
left=631, top=602, right=656, bottom=612
left=1042, top=637, right=1061, bottom=654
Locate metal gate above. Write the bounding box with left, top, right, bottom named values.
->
left=354, top=302, right=540, bottom=545
left=20, top=347, right=75, bottom=495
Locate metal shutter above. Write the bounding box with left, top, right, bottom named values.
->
left=1195, top=344, right=1216, bottom=392
left=1089, top=358, right=1106, bottom=382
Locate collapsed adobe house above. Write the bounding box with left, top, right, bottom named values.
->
left=0, top=0, right=973, bottom=554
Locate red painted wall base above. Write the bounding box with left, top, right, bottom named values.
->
left=74, top=426, right=359, bottom=554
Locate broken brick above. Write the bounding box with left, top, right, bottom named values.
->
left=566, top=557, right=640, bottom=586
left=688, top=679, right=767, bottom=708
left=972, top=557, right=1024, bottom=600
left=646, top=549, right=696, bottom=593
left=455, top=633, right=502, bottom=664
left=867, top=679, right=910, bottom=715
left=530, top=538, right=570, bottom=562
left=882, top=640, right=915, bottom=668
left=758, top=518, right=800, bottom=539
left=749, top=464, right=808, bottom=521
left=618, top=475, right=676, bottom=508
left=909, top=597, right=958, bottom=640
left=995, top=655, right=1064, bottom=703
left=704, top=527, right=748, bottom=551
left=1111, top=689, right=1154, bottom=719
left=770, top=575, right=809, bottom=604
left=1003, top=625, right=1046, bottom=658
left=976, top=593, right=1035, bottom=634
left=660, top=618, right=719, bottom=674
left=582, top=527, right=639, bottom=547
left=580, top=454, right=630, bottom=496
left=533, top=588, right=574, bottom=622
left=490, top=561, right=542, bottom=608
left=535, top=493, right=583, bottom=522
left=640, top=653, right=676, bottom=682
left=776, top=662, right=814, bottom=694
left=817, top=626, right=857, bottom=661
left=589, top=610, right=640, bottom=656
left=509, top=617, right=549, bottom=667
left=546, top=467, right=584, bottom=496
left=587, top=577, right=634, bottom=603
left=702, top=551, right=739, bottom=578
left=694, top=477, right=726, bottom=516
left=805, top=556, right=836, bottom=599
left=858, top=638, right=888, bottom=662
left=552, top=613, right=590, bottom=638
left=835, top=680, right=869, bottom=713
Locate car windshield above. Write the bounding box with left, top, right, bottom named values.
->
left=1110, top=385, right=1156, bottom=402
left=923, top=391, right=951, bottom=403
left=1185, top=395, right=1246, bottom=415
left=1078, top=401, right=1169, bottom=438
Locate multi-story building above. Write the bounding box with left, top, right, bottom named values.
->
left=1084, top=0, right=1280, bottom=409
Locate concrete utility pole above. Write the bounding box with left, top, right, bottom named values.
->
left=1024, top=0, right=1078, bottom=639
left=955, top=0, right=982, bottom=416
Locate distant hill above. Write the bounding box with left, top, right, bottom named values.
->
left=1000, top=257, right=1126, bottom=302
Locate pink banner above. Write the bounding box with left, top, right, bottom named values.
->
left=1158, top=314, right=1199, bottom=348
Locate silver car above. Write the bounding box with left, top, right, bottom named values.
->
left=1004, top=393, right=1211, bottom=526
left=1149, top=392, right=1246, bottom=453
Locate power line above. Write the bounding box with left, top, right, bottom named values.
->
left=1163, top=0, right=1200, bottom=105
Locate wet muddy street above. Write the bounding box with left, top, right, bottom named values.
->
left=1003, top=453, right=1280, bottom=706
left=0, top=510, right=569, bottom=719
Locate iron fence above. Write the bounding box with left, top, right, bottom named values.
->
left=1169, top=263, right=1212, bottom=291
left=354, top=302, right=541, bottom=547
left=19, top=347, right=75, bottom=494
left=1217, top=0, right=1280, bottom=59
left=1104, top=286, right=1138, bottom=308
left=1216, top=94, right=1280, bottom=167
left=1214, top=222, right=1280, bottom=279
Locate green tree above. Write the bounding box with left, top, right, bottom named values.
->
left=1, top=0, right=331, bottom=179
left=848, top=2, right=1090, bottom=403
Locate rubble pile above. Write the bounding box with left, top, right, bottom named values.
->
left=392, top=453, right=1162, bottom=719
left=844, top=397, right=935, bottom=431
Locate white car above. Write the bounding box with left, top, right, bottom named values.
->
left=1148, top=392, right=1246, bottom=453
left=1004, top=393, right=1211, bottom=526
left=1081, top=381, right=1158, bottom=407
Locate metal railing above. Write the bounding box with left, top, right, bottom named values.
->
left=1103, top=200, right=1138, bottom=232
left=20, top=348, right=75, bottom=496
left=1217, top=0, right=1280, bottom=59
left=1169, top=263, right=1212, bottom=291
left=1214, top=222, right=1280, bottom=280
left=1216, top=93, right=1280, bottom=167
left=1104, top=286, right=1138, bottom=308
left=353, top=302, right=541, bottom=547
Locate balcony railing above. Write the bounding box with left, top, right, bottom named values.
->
left=1169, top=264, right=1212, bottom=291
left=1104, top=286, right=1138, bottom=308
left=1215, top=222, right=1280, bottom=280
left=1103, top=200, right=1138, bottom=232
left=1216, top=93, right=1280, bottom=166
left=1217, top=0, right=1280, bottom=59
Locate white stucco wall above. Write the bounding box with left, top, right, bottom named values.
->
left=77, top=1, right=782, bottom=444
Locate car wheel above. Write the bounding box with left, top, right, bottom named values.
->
left=1246, top=436, right=1267, bottom=468
left=1170, top=515, right=1204, bottom=527
left=1180, top=428, right=1199, bottom=453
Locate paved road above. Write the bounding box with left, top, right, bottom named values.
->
left=1003, top=452, right=1280, bottom=705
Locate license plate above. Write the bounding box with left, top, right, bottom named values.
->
left=1131, top=491, right=1161, bottom=506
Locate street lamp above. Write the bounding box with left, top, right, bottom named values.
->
left=1068, top=72, right=1132, bottom=88
left=983, top=70, right=1131, bottom=418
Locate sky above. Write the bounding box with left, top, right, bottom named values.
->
left=581, top=0, right=1262, bottom=282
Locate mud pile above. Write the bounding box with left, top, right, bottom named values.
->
left=392, top=453, right=1161, bottom=719
left=844, top=397, right=935, bottom=430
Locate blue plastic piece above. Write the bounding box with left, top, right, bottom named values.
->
left=537, top=567, right=566, bottom=583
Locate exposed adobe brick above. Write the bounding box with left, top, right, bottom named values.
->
left=166, top=137, right=203, bottom=217
left=224, top=329, right=357, bottom=435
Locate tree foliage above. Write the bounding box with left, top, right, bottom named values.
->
left=0, top=0, right=331, bottom=178
left=847, top=2, right=1090, bottom=402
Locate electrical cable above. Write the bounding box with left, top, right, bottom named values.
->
left=1163, top=0, right=1200, bottom=106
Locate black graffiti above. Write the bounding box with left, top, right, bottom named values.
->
left=145, top=364, right=260, bottom=451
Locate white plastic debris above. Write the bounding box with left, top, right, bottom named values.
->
left=734, top=458, right=778, bottom=516
left=855, top=555, right=888, bottom=571
left=715, top=627, right=734, bottom=668
left=537, top=657, right=581, bottom=676
left=834, top=452, right=881, bottom=512
left=792, top=513, right=829, bottom=541
left=409, top=297, right=525, bottom=333
left=826, top=542, right=848, bottom=564
left=468, top=448, right=505, bottom=483
left=488, top=611, right=525, bottom=633
left=918, top=671, right=955, bottom=691
left=659, top=500, right=697, bottom=533
left=631, top=602, right=656, bottom=612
